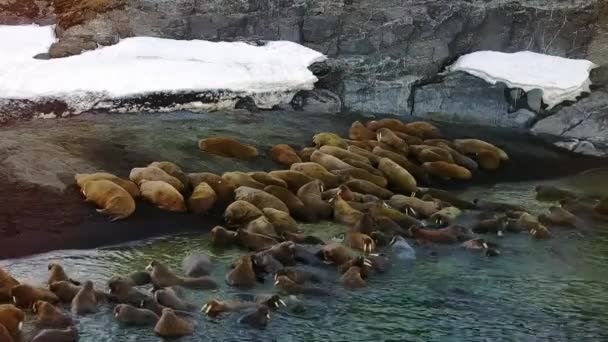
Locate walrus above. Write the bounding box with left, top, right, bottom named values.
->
left=409, top=225, right=474, bottom=244
left=201, top=299, right=257, bottom=317
left=310, top=151, right=352, bottom=171
left=336, top=256, right=372, bottom=277
left=257, top=241, right=297, bottom=266
left=182, top=253, right=213, bottom=278
left=251, top=253, right=283, bottom=275
left=210, top=226, right=238, bottom=247
left=0, top=324, right=12, bottom=342
left=198, top=136, right=258, bottom=159
left=343, top=232, right=375, bottom=254
left=435, top=143, right=478, bottom=170
left=10, top=284, right=58, bottom=309
left=453, top=139, right=509, bottom=161
left=107, top=277, right=152, bottom=307
left=319, top=242, right=355, bottom=266
left=0, top=268, right=19, bottom=303
left=376, top=128, right=408, bottom=154
left=534, top=185, right=578, bottom=202
left=416, top=147, right=454, bottom=164
left=366, top=118, right=406, bottom=132
left=322, top=185, right=379, bottom=203
left=290, top=162, right=344, bottom=188
left=331, top=195, right=364, bottom=226
left=236, top=229, right=279, bottom=251
left=47, top=264, right=79, bottom=286
left=238, top=306, right=271, bottom=329
left=422, top=161, right=472, bottom=180
left=148, top=161, right=190, bottom=191
left=268, top=170, right=314, bottom=193
left=48, top=282, right=81, bottom=303
left=349, top=120, right=377, bottom=141
left=80, top=180, right=136, bottom=221
left=367, top=202, right=417, bottom=229
left=395, top=132, right=425, bottom=145
left=342, top=159, right=384, bottom=176
left=0, top=304, right=24, bottom=338
left=344, top=179, right=393, bottom=200
left=341, top=266, right=367, bottom=289
left=187, top=182, right=217, bottom=214
left=529, top=223, right=551, bottom=240
left=332, top=168, right=388, bottom=188
left=402, top=121, right=441, bottom=139
left=472, top=216, right=508, bottom=234
left=416, top=187, right=476, bottom=209
left=473, top=199, right=526, bottom=212
left=248, top=172, right=288, bottom=188
left=275, top=268, right=321, bottom=285
left=140, top=180, right=187, bottom=212
left=155, top=288, right=195, bottom=311
left=430, top=206, right=462, bottom=226
left=538, top=206, right=581, bottom=228
left=372, top=216, right=410, bottom=236
left=476, top=150, right=501, bottom=170
left=299, top=147, right=318, bottom=162
left=312, top=133, right=347, bottom=148
left=74, top=172, right=140, bottom=199
left=347, top=145, right=381, bottom=165
left=71, top=281, right=97, bottom=315
left=187, top=172, right=235, bottom=204
left=262, top=208, right=298, bottom=234
left=246, top=216, right=279, bottom=239
left=33, top=301, right=72, bottom=328
left=226, top=256, right=257, bottom=288
left=222, top=171, right=266, bottom=190
left=461, top=238, right=492, bottom=251
left=31, top=327, right=78, bottom=342
left=263, top=185, right=310, bottom=221
left=146, top=260, right=218, bottom=289
left=274, top=276, right=331, bottom=296
left=235, top=186, right=290, bottom=213
left=389, top=195, right=440, bottom=218
left=389, top=236, right=416, bottom=260
left=224, top=201, right=263, bottom=227
left=129, top=166, right=184, bottom=193
left=319, top=145, right=371, bottom=165
left=378, top=158, right=417, bottom=194
left=270, top=144, right=302, bottom=167
left=114, top=304, right=159, bottom=326
left=346, top=201, right=376, bottom=212
left=282, top=231, right=325, bottom=245
left=372, top=146, right=430, bottom=183
left=297, top=180, right=333, bottom=222
left=154, top=308, right=194, bottom=337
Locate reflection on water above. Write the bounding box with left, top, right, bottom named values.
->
left=3, top=180, right=608, bottom=342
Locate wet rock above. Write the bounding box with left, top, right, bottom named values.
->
left=289, top=90, right=342, bottom=114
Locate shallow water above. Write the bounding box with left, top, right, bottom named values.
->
left=3, top=178, right=608, bottom=342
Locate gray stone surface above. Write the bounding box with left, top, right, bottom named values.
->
left=289, top=89, right=342, bottom=113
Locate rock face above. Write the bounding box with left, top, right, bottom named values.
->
left=0, top=0, right=54, bottom=24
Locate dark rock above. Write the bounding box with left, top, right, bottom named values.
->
left=288, top=89, right=341, bottom=113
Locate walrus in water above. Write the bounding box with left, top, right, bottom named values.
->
left=80, top=179, right=136, bottom=221
left=107, top=277, right=152, bottom=306
left=154, top=308, right=194, bottom=338
left=389, top=195, right=440, bottom=218
left=538, top=206, right=581, bottom=228
left=274, top=276, right=331, bottom=296
left=319, top=243, right=355, bottom=266
left=226, top=256, right=257, bottom=288
left=11, top=284, right=59, bottom=309
left=155, top=288, right=195, bottom=311
left=32, top=301, right=72, bottom=328
left=238, top=306, right=271, bottom=329
left=534, top=185, right=578, bottom=202
left=71, top=281, right=98, bottom=315
left=270, top=144, right=302, bottom=167
left=430, top=206, right=462, bottom=226
left=409, top=225, right=474, bottom=244
left=31, top=327, right=78, bottom=342
left=182, top=253, right=213, bottom=278
left=47, top=264, right=79, bottom=286
left=340, top=266, right=367, bottom=289
left=48, top=282, right=80, bottom=303
left=198, top=136, right=258, bottom=159
left=146, top=260, right=218, bottom=290
left=473, top=216, right=508, bottom=234
left=201, top=299, right=258, bottom=317
left=343, top=232, right=375, bottom=254
left=0, top=268, right=19, bottom=303
left=234, top=186, right=290, bottom=213
left=297, top=180, right=333, bottom=222
left=210, top=226, right=238, bottom=247
left=224, top=200, right=264, bottom=227
left=236, top=229, right=279, bottom=251
left=0, top=304, right=25, bottom=338
left=275, top=268, right=322, bottom=285
left=257, top=241, right=297, bottom=266
left=114, top=304, right=159, bottom=326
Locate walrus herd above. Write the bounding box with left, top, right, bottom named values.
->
left=1, top=118, right=606, bottom=340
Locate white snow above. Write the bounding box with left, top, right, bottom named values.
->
left=449, top=51, right=597, bottom=109
left=0, top=25, right=326, bottom=112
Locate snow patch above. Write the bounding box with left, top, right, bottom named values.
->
left=0, top=25, right=326, bottom=115
left=449, top=51, right=597, bottom=109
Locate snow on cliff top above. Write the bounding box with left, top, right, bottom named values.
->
left=0, top=25, right=326, bottom=109
left=449, top=51, right=597, bottom=109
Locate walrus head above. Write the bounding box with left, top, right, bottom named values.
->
left=362, top=236, right=375, bottom=254
left=201, top=299, right=227, bottom=317
left=261, top=294, right=287, bottom=310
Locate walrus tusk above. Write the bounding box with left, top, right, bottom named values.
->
left=377, top=132, right=382, bottom=141
left=12, top=296, right=16, bottom=304
left=266, top=313, right=271, bottom=320
left=201, top=304, right=208, bottom=313
left=18, top=321, right=23, bottom=331
left=497, top=230, right=504, bottom=237
left=482, top=242, right=488, bottom=249
left=274, top=280, right=280, bottom=286
left=363, top=259, right=373, bottom=267
left=32, top=304, right=37, bottom=313
left=145, top=264, right=153, bottom=271
left=273, top=274, right=278, bottom=281
left=279, top=299, right=287, bottom=307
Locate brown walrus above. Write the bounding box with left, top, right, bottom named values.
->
left=331, top=168, right=388, bottom=188
left=378, top=158, right=417, bottom=194
left=235, top=229, right=279, bottom=251
left=310, top=150, right=352, bottom=171
left=0, top=323, right=12, bottom=342
left=319, top=243, right=355, bottom=266
left=344, top=179, right=393, bottom=200
left=33, top=301, right=73, bottom=328
left=270, top=144, right=302, bottom=167
left=224, top=200, right=263, bottom=227
left=187, top=182, right=217, bottom=214
left=31, top=327, right=78, bottom=342
left=268, top=170, right=314, bottom=193
left=275, top=268, right=321, bottom=285
left=389, top=194, right=440, bottom=218
left=319, top=145, right=371, bottom=165
left=0, top=268, right=19, bottom=303
left=366, top=118, right=406, bottom=132
left=129, top=166, right=185, bottom=193
left=148, top=161, right=190, bottom=191
left=347, top=145, right=381, bottom=165
left=263, top=185, right=310, bottom=221
left=476, top=150, right=501, bottom=170
left=74, top=172, right=140, bottom=199
left=0, top=304, right=24, bottom=338
left=146, top=261, right=218, bottom=290
left=114, top=304, right=159, bottom=326
left=290, top=162, right=344, bottom=188
left=140, top=180, right=187, bottom=212
left=248, top=172, right=288, bottom=188
left=299, top=147, right=318, bottom=162
left=154, top=288, right=195, bottom=311
left=409, top=225, right=474, bottom=244
left=416, top=147, right=454, bottom=164
left=234, top=186, right=290, bottom=213
left=225, top=256, right=257, bottom=288
left=538, top=206, right=581, bottom=228
left=201, top=299, right=259, bottom=318
left=282, top=231, right=325, bottom=245
left=312, top=133, right=347, bottom=149
left=222, top=171, right=266, bottom=190
left=81, top=180, right=136, bottom=221
left=262, top=208, right=298, bottom=234
left=71, top=281, right=97, bottom=315
left=238, top=305, right=271, bottom=329
left=210, top=226, right=238, bottom=247
left=257, top=241, right=297, bottom=266
left=273, top=276, right=331, bottom=296
left=154, top=308, right=194, bottom=337
left=10, top=284, right=58, bottom=309
left=402, top=121, right=441, bottom=139
left=453, top=139, right=508, bottom=161
left=340, top=266, right=367, bottom=289
left=47, top=264, right=79, bottom=286
left=246, top=216, right=279, bottom=239
left=48, top=281, right=81, bottom=303
left=344, top=232, right=376, bottom=254
left=331, top=195, right=364, bottom=226
left=198, top=136, right=258, bottom=159
left=349, top=120, right=377, bottom=141
left=296, top=180, right=333, bottom=222
left=187, top=172, right=235, bottom=204
left=376, top=128, right=408, bottom=154
left=372, top=146, right=430, bottom=183
left=534, top=185, right=578, bottom=202
left=422, top=161, right=472, bottom=180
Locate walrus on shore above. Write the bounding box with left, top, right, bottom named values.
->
left=140, top=180, right=187, bottom=212
left=248, top=172, right=288, bottom=188
left=422, top=161, right=472, bottom=180
left=322, top=185, right=379, bottom=203
left=268, top=170, right=314, bottom=193
left=415, top=146, right=454, bottom=164
left=403, top=121, right=441, bottom=139
left=263, top=185, right=310, bottom=221
left=347, top=145, right=381, bottom=165
left=155, top=288, right=195, bottom=311
left=274, top=276, right=331, bottom=296
left=344, top=179, right=394, bottom=200
left=129, top=166, right=185, bottom=193
left=389, top=195, right=440, bottom=218
left=146, top=261, right=218, bottom=289
left=297, top=180, right=333, bottom=222
left=198, top=136, right=258, bottom=159
left=453, top=139, right=509, bottom=161
left=33, top=301, right=72, bottom=328
left=187, top=182, right=217, bottom=214
left=71, top=281, right=97, bottom=315
left=182, top=253, right=213, bottom=278
left=332, top=168, right=388, bottom=188
left=395, top=132, right=424, bottom=145
left=238, top=306, right=271, bottom=329
left=81, top=180, right=136, bottom=221
left=246, top=216, right=279, bottom=239
left=0, top=324, right=12, bottom=342
left=155, top=308, right=194, bottom=337
left=367, top=202, right=416, bottom=228
left=319, top=145, right=371, bottom=165
left=299, top=147, right=318, bottom=162
left=313, top=133, right=347, bottom=149
left=311, top=151, right=352, bottom=171
left=378, top=158, right=417, bottom=194
left=409, top=225, right=474, bottom=244
left=222, top=171, right=266, bottom=190
left=430, top=206, right=462, bottom=226
left=290, top=162, right=344, bottom=188
left=187, top=172, right=236, bottom=204
left=11, top=284, right=58, bottom=309
left=74, top=172, right=140, bottom=199
left=114, top=304, right=159, bottom=326
left=372, top=146, right=430, bottom=183
left=236, top=229, right=279, bottom=251
left=331, top=195, right=364, bottom=226
left=0, top=268, right=19, bottom=303
left=343, top=232, right=375, bottom=254
left=270, top=144, right=302, bottom=167
left=435, top=143, right=478, bottom=170
left=476, top=150, right=501, bottom=170
left=376, top=128, right=408, bottom=154
left=234, top=186, right=290, bottom=213
left=282, top=231, right=325, bottom=245
left=341, top=266, right=367, bottom=289
left=226, top=256, right=257, bottom=288
left=148, top=161, right=190, bottom=190
left=262, top=208, right=298, bottom=234
left=32, top=327, right=78, bottom=342
left=210, top=226, right=238, bottom=247
left=224, top=201, right=263, bottom=227
left=366, top=118, right=406, bottom=132
left=0, top=304, right=24, bottom=338
left=349, top=120, right=377, bottom=141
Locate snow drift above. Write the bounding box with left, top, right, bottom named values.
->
left=0, top=25, right=326, bottom=116
left=449, top=51, right=597, bottom=109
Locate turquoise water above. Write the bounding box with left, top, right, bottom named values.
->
left=3, top=179, right=608, bottom=341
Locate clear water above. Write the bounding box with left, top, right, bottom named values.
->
left=3, top=179, right=608, bottom=342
